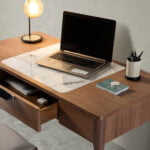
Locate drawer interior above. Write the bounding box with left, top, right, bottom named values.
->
left=0, top=70, right=58, bottom=131
left=0, top=70, right=57, bottom=108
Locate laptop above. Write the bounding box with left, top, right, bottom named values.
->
left=37, top=11, right=116, bottom=78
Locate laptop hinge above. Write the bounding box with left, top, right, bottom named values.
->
left=61, top=50, right=106, bottom=63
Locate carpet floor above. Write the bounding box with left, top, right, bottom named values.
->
left=0, top=109, right=126, bottom=150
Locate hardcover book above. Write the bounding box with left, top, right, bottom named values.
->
left=96, top=79, right=129, bottom=95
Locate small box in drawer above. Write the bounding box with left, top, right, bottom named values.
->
left=0, top=84, right=57, bottom=131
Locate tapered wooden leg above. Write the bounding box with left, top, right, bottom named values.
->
left=93, top=118, right=105, bottom=150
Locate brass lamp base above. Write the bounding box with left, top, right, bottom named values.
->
left=21, top=34, right=43, bottom=43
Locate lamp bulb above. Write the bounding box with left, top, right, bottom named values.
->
left=24, top=0, right=44, bottom=18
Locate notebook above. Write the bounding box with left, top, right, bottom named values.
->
left=37, top=11, right=116, bottom=78
left=96, top=79, right=129, bottom=95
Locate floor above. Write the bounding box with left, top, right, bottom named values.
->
left=0, top=109, right=126, bottom=150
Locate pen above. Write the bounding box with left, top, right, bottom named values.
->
left=129, top=51, right=143, bottom=61
left=137, top=51, right=143, bottom=60
left=130, top=51, right=136, bottom=61
left=134, top=51, right=137, bottom=57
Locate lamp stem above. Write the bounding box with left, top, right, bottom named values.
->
left=21, top=16, right=42, bottom=43
left=28, top=17, right=31, bottom=37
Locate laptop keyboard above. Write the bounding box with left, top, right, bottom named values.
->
left=50, top=53, right=104, bottom=69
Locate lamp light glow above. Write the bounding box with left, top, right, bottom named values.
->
left=24, top=0, right=44, bottom=18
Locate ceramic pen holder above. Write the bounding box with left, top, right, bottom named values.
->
left=125, top=59, right=141, bottom=81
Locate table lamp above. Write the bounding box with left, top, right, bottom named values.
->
left=21, top=0, right=44, bottom=43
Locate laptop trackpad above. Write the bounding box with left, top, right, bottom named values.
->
left=71, top=68, right=89, bottom=75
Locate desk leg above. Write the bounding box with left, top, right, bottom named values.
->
left=93, top=118, right=105, bottom=150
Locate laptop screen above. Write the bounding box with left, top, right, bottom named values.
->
left=60, top=11, right=116, bottom=62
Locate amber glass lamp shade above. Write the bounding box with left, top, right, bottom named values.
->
left=21, top=0, right=44, bottom=43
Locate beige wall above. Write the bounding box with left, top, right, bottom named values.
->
left=0, top=0, right=150, bottom=149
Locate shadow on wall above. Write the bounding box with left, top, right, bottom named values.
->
left=113, top=23, right=134, bottom=63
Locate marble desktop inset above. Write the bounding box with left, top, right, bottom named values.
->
left=2, top=43, right=124, bottom=93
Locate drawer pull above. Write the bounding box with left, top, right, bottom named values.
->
left=0, top=87, right=14, bottom=101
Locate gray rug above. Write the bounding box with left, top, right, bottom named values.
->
left=0, top=109, right=125, bottom=150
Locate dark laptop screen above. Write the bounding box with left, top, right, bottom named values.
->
left=60, top=11, right=116, bottom=62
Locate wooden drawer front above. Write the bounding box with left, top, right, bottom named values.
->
left=41, top=103, right=58, bottom=124
left=0, top=85, right=41, bottom=131
left=58, top=101, right=95, bottom=142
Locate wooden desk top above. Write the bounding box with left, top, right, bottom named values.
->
left=0, top=32, right=150, bottom=120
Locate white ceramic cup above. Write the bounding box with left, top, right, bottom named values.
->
left=126, top=59, right=141, bottom=80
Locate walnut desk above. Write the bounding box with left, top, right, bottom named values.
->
left=0, top=32, right=150, bottom=150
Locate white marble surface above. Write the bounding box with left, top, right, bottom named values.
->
left=2, top=43, right=124, bottom=93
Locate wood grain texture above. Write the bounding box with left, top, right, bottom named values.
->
left=0, top=85, right=41, bottom=131
left=41, top=103, right=57, bottom=123
left=0, top=33, right=150, bottom=150
left=0, top=32, right=59, bottom=61
left=0, top=32, right=62, bottom=100
left=0, top=65, right=58, bottom=131
left=58, top=100, right=96, bottom=142
left=93, top=118, right=106, bottom=150
left=105, top=94, right=150, bottom=142
left=62, top=70, right=150, bottom=118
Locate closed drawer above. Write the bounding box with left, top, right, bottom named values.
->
left=0, top=85, right=57, bottom=131
left=58, top=101, right=96, bottom=142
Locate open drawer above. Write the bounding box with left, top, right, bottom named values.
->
left=0, top=71, right=57, bottom=131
